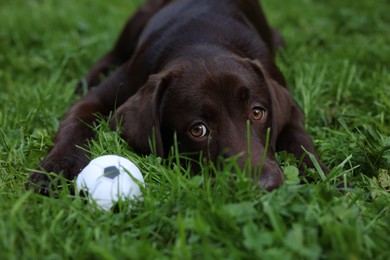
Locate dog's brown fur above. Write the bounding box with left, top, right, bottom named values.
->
left=29, top=0, right=328, bottom=194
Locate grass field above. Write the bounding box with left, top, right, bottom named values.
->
left=1, top=0, right=389, bottom=259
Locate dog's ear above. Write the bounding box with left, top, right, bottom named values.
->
left=245, top=59, right=329, bottom=173
left=110, top=66, right=182, bottom=157
left=242, top=58, right=293, bottom=150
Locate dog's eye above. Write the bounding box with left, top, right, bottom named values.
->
left=190, top=123, right=208, bottom=138
left=251, top=107, right=265, bottom=121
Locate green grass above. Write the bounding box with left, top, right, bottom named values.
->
left=1, top=0, right=389, bottom=258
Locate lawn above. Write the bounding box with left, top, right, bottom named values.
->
left=1, top=0, right=389, bottom=259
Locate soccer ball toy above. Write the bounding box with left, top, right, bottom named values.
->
left=76, top=155, right=144, bottom=211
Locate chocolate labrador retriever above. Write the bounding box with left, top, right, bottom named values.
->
left=29, top=0, right=328, bottom=193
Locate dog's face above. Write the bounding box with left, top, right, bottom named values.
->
left=112, top=56, right=294, bottom=190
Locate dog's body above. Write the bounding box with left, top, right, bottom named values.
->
left=30, top=0, right=328, bottom=193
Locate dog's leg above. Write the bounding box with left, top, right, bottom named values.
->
left=29, top=66, right=131, bottom=195
left=76, top=0, right=172, bottom=93
left=275, top=105, right=329, bottom=175
left=29, top=0, right=175, bottom=194
left=237, top=0, right=277, bottom=53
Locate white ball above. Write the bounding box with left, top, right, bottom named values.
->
left=76, top=155, right=144, bottom=211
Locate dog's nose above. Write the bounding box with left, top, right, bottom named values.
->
left=258, top=175, right=282, bottom=191
left=257, top=165, right=284, bottom=191
left=220, top=147, right=284, bottom=191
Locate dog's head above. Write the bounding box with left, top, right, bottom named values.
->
left=111, top=56, right=302, bottom=190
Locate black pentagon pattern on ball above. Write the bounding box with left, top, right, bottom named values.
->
left=103, top=166, right=120, bottom=179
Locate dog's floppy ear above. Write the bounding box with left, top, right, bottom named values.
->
left=245, top=59, right=329, bottom=172
left=243, top=59, right=293, bottom=150
left=110, top=66, right=182, bottom=157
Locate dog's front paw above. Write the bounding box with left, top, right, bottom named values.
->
left=27, top=171, right=53, bottom=196
left=27, top=153, right=89, bottom=195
